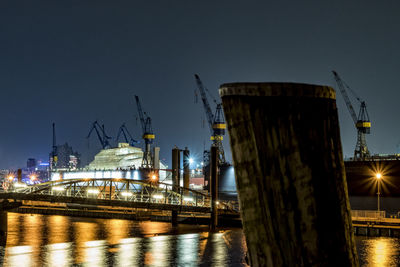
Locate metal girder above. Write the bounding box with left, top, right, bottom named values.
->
left=0, top=178, right=237, bottom=212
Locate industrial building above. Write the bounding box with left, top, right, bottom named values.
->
left=49, top=143, right=81, bottom=170
left=50, top=143, right=168, bottom=182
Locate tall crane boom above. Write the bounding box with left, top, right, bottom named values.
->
left=134, top=95, right=154, bottom=168
left=194, top=74, right=226, bottom=164
left=332, top=70, right=371, bottom=160
left=332, top=71, right=358, bottom=124
left=87, top=121, right=111, bottom=149
left=194, top=74, right=214, bottom=133
left=116, top=123, right=138, bottom=147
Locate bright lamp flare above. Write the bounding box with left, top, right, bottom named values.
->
left=376, top=173, right=382, bottom=179
left=88, top=189, right=99, bottom=194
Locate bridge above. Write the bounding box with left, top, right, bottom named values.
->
left=0, top=178, right=240, bottom=233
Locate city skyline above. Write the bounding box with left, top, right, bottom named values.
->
left=1, top=1, right=400, bottom=168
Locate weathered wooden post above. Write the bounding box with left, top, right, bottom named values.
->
left=171, top=147, right=180, bottom=226
left=220, top=82, right=358, bottom=266
left=183, top=147, right=190, bottom=193
left=210, top=146, right=219, bottom=230
left=0, top=211, right=7, bottom=245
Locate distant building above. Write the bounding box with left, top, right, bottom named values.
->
left=27, top=158, right=37, bottom=170
left=0, top=170, right=10, bottom=181
left=49, top=143, right=81, bottom=170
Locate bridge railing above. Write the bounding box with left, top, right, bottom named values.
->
left=0, top=178, right=239, bottom=212
left=4, top=178, right=214, bottom=208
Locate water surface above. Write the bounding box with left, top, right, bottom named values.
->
left=3, top=213, right=400, bottom=266
left=1, top=213, right=248, bottom=266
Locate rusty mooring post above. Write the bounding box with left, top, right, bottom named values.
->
left=17, top=169, right=22, bottom=183
left=210, top=146, right=218, bottom=231
left=171, top=147, right=180, bottom=226
left=183, top=147, right=190, bottom=192
left=0, top=211, right=7, bottom=245
left=220, top=83, right=358, bottom=266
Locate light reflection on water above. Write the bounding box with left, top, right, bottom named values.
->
left=0, top=213, right=248, bottom=266
left=356, top=236, right=400, bottom=267
left=6, top=213, right=398, bottom=266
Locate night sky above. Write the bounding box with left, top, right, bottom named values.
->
left=1, top=1, right=399, bottom=169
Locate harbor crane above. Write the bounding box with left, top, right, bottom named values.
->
left=194, top=74, right=226, bottom=164
left=116, top=123, right=138, bottom=146
left=332, top=70, right=371, bottom=160
left=87, top=121, right=112, bottom=149
left=51, top=123, right=58, bottom=170
left=134, top=95, right=155, bottom=168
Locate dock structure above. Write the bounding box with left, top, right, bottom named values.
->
left=352, top=210, right=400, bottom=237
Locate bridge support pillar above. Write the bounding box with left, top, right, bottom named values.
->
left=210, top=146, right=218, bottom=231
left=0, top=211, right=7, bottom=245
left=172, top=147, right=180, bottom=226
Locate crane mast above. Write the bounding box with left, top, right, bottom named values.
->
left=194, top=74, right=226, bottom=164
left=134, top=95, right=155, bottom=168
left=332, top=71, right=371, bottom=160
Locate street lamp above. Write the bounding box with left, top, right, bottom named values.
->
left=376, top=173, right=382, bottom=213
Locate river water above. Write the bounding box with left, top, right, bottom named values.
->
left=0, top=213, right=247, bottom=266
left=0, top=213, right=398, bottom=266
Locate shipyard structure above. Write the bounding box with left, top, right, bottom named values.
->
left=51, top=143, right=168, bottom=182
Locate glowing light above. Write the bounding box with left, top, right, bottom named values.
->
left=7, top=175, right=14, bottom=181
left=14, top=183, right=27, bottom=188
left=151, top=175, right=157, bottom=180
left=121, top=191, right=133, bottom=197
left=118, top=238, right=140, bottom=266
left=87, top=189, right=99, bottom=194
left=201, top=162, right=204, bottom=166
left=52, top=186, right=65, bottom=191
left=84, top=240, right=106, bottom=266
left=183, top=197, right=193, bottom=202
left=46, top=242, right=72, bottom=267
left=30, top=175, right=37, bottom=181
left=178, top=234, right=199, bottom=265
left=376, top=173, right=382, bottom=179
left=189, top=158, right=194, bottom=164
left=7, top=246, right=32, bottom=267
left=152, top=194, right=163, bottom=199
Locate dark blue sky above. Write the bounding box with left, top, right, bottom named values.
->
left=1, top=1, right=399, bottom=169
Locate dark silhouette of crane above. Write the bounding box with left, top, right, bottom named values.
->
left=87, top=121, right=112, bottom=149
left=116, top=123, right=138, bottom=147
left=332, top=70, right=371, bottom=160
left=134, top=95, right=155, bottom=168
left=51, top=122, right=58, bottom=170
left=194, top=74, right=226, bottom=164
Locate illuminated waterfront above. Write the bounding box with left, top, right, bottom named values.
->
left=0, top=213, right=399, bottom=266
left=0, top=213, right=247, bottom=266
